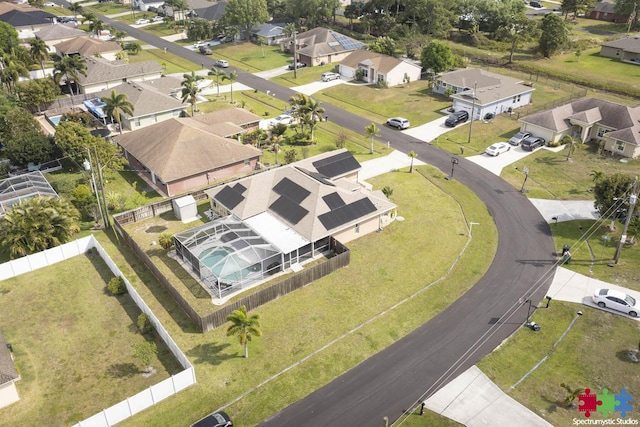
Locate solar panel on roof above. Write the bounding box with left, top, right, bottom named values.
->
left=269, top=196, right=308, bottom=225
left=323, top=193, right=345, bottom=210
left=312, top=151, right=361, bottom=178
left=332, top=33, right=366, bottom=51
left=233, top=183, right=246, bottom=193
left=318, top=198, right=376, bottom=230
left=273, top=177, right=311, bottom=203
left=215, top=185, right=245, bottom=210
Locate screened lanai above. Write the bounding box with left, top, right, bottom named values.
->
left=0, top=171, right=58, bottom=216
left=174, top=215, right=282, bottom=299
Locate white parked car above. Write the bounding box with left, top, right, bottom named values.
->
left=386, top=117, right=410, bottom=130
left=592, top=288, right=640, bottom=317
left=215, top=59, right=229, bottom=68
left=152, top=15, right=164, bottom=22
left=269, top=114, right=294, bottom=126
left=321, top=72, right=341, bottom=82
left=485, top=142, right=511, bottom=156
left=43, top=2, right=57, bottom=6
left=135, top=18, right=150, bottom=25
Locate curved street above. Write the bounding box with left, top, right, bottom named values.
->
left=94, top=16, right=557, bottom=425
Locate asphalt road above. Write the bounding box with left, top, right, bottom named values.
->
left=85, top=15, right=557, bottom=425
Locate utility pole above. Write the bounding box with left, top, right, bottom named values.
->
left=94, top=146, right=111, bottom=229
left=467, top=81, right=477, bottom=145
left=613, top=177, right=638, bottom=265
left=293, top=30, right=298, bottom=79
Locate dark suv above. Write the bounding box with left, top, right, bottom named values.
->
left=521, top=136, right=545, bottom=151
left=445, top=111, right=469, bottom=127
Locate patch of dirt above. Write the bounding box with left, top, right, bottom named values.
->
left=145, top=225, right=168, bottom=234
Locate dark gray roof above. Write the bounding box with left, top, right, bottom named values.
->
left=190, top=0, right=226, bottom=20
left=592, top=1, right=617, bottom=13
left=252, top=23, right=285, bottom=38
left=79, top=56, right=162, bottom=86
left=34, top=23, right=86, bottom=41
left=0, top=331, right=18, bottom=386
left=0, top=9, right=55, bottom=26
left=601, top=36, right=640, bottom=54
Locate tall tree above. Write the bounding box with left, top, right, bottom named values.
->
left=222, top=70, right=237, bottom=103
left=222, top=0, right=269, bottom=41
left=615, top=0, right=640, bottom=30
left=365, top=122, right=380, bottom=154
left=68, top=2, right=84, bottom=17
left=208, top=67, right=226, bottom=97
left=29, top=38, right=49, bottom=78
left=0, top=22, right=19, bottom=53
left=52, top=54, right=87, bottom=95
left=226, top=305, right=262, bottom=358
left=421, top=40, right=454, bottom=74
left=369, top=36, right=397, bottom=56
left=2, top=107, right=54, bottom=166
left=495, top=13, right=540, bottom=63
left=89, top=19, right=105, bottom=36
left=180, top=71, right=203, bottom=115
left=102, top=90, right=134, bottom=134
left=344, top=4, right=359, bottom=31
left=0, top=56, right=29, bottom=94
left=0, top=196, right=81, bottom=259
left=593, top=173, right=636, bottom=218
left=17, top=79, right=60, bottom=113
left=408, top=150, right=418, bottom=173
left=539, top=13, right=569, bottom=58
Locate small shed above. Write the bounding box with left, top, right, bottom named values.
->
left=172, top=195, right=197, bottom=222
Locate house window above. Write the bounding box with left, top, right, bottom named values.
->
left=361, top=68, right=368, bottom=78
left=377, top=74, right=384, bottom=82
left=244, top=159, right=250, bottom=166
left=134, top=118, right=140, bottom=127
left=616, top=49, right=621, bottom=56
left=616, top=141, right=625, bottom=152
left=597, top=128, right=611, bottom=138
left=355, top=223, right=360, bottom=233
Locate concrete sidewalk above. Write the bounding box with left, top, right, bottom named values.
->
left=358, top=150, right=426, bottom=181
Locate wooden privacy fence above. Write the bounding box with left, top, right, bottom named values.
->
left=113, top=198, right=351, bottom=333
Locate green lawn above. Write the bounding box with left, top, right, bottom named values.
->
left=85, top=2, right=132, bottom=15
left=211, top=42, right=292, bottom=72
left=271, top=63, right=341, bottom=87
left=478, top=301, right=640, bottom=426
left=126, top=48, right=199, bottom=74
left=111, top=164, right=497, bottom=426
left=0, top=254, right=182, bottom=427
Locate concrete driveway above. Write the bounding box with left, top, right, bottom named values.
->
left=291, top=78, right=345, bottom=95
left=401, top=116, right=456, bottom=143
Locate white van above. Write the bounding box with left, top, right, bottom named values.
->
left=215, top=60, right=229, bottom=68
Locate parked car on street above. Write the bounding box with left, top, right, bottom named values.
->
left=592, top=288, right=640, bottom=317
left=485, top=142, right=511, bottom=156
left=508, top=131, right=531, bottom=146
left=321, top=72, right=341, bottom=81
left=529, top=1, right=542, bottom=7
left=288, top=62, right=306, bottom=70
left=386, top=117, right=410, bottom=130
left=199, top=45, right=213, bottom=55
left=520, top=136, right=545, bottom=151
left=191, top=410, right=233, bottom=427
left=214, top=59, right=229, bottom=68
left=444, top=110, right=469, bottom=127
left=135, top=18, right=150, bottom=25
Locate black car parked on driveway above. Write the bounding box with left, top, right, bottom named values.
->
left=444, top=110, right=469, bottom=127
left=520, top=136, right=545, bottom=151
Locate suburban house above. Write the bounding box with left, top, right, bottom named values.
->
left=34, top=23, right=87, bottom=52
left=75, top=56, right=163, bottom=94
left=91, top=80, right=188, bottom=131
left=0, top=2, right=55, bottom=39
left=599, top=36, right=640, bottom=63
left=133, top=0, right=165, bottom=12
left=339, top=50, right=421, bottom=86
left=518, top=97, right=640, bottom=158
left=589, top=1, right=630, bottom=23
left=281, top=27, right=367, bottom=67
left=190, top=108, right=261, bottom=137
left=53, top=37, right=122, bottom=61
left=252, top=22, right=287, bottom=45
left=114, top=112, right=263, bottom=196
left=174, top=149, right=396, bottom=299
left=187, top=0, right=226, bottom=21
left=0, top=331, right=20, bottom=410
left=433, top=68, right=534, bottom=120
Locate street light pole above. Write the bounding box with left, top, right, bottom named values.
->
left=612, top=177, right=638, bottom=265
left=467, top=81, right=477, bottom=145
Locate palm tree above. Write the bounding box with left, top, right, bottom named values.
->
left=256, top=36, right=267, bottom=57
left=226, top=305, right=262, bottom=358
left=408, top=150, right=417, bottom=173
left=82, top=11, right=97, bottom=26
left=222, top=70, right=237, bottom=104
left=208, top=67, right=225, bottom=97
left=68, top=2, right=83, bottom=17
left=89, top=19, right=105, bottom=37
left=305, top=97, right=325, bottom=141
left=52, top=54, right=87, bottom=95
left=29, top=38, right=49, bottom=78
left=0, top=196, right=80, bottom=259
left=561, top=135, right=578, bottom=161
left=103, top=90, right=134, bottom=134
left=180, top=71, right=203, bottom=115
left=590, top=170, right=604, bottom=183
left=0, top=57, right=29, bottom=94
left=365, top=123, right=380, bottom=154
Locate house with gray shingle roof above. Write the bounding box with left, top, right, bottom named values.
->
left=0, top=7, right=55, bottom=39
left=600, top=36, right=640, bottom=63
left=281, top=27, right=366, bottom=67
left=54, top=36, right=121, bottom=61
left=114, top=111, right=263, bottom=196
left=34, top=23, right=87, bottom=52
left=0, top=330, right=20, bottom=409
left=251, top=22, right=286, bottom=45
left=518, top=97, right=640, bottom=159
left=92, top=80, right=188, bottom=132
left=76, top=56, right=163, bottom=94
left=434, top=68, right=535, bottom=121
left=339, top=50, right=421, bottom=87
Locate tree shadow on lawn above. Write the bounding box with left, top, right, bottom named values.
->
left=187, top=342, right=233, bottom=365
left=540, top=393, right=560, bottom=415
left=533, top=154, right=565, bottom=166
left=107, top=362, right=139, bottom=378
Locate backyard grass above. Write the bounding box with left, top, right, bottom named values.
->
left=126, top=48, right=198, bottom=74
left=550, top=219, right=640, bottom=290
left=110, top=163, right=497, bottom=426
left=0, top=254, right=182, bottom=427
left=270, top=63, right=341, bottom=87
left=85, top=2, right=132, bottom=15
left=477, top=300, right=640, bottom=426
left=212, top=42, right=292, bottom=72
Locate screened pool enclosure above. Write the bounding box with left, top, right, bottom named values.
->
left=174, top=216, right=282, bottom=299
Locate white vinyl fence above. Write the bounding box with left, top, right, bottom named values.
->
left=0, top=236, right=196, bottom=427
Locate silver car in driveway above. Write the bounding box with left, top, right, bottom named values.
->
left=509, top=131, right=531, bottom=146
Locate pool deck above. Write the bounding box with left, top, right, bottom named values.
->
left=36, top=115, right=56, bottom=136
